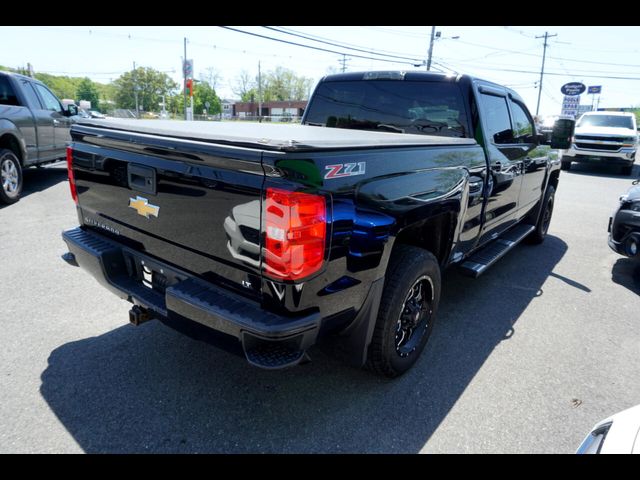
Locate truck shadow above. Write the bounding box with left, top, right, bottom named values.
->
left=566, top=162, right=638, bottom=179
left=40, top=235, right=568, bottom=453
left=0, top=164, right=67, bottom=209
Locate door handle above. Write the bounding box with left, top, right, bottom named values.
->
left=53, top=119, right=60, bottom=126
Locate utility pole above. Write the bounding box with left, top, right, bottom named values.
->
left=183, top=37, right=188, bottom=121
left=133, top=61, right=139, bottom=119
left=426, top=26, right=436, bottom=71
left=339, top=54, right=350, bottom=73
left=535, top=31, right=557, bottom=116
left=258, top=61, right=262, bottom=122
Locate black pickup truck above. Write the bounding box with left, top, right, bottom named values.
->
left=1, top=71, right=78, bottom=204
left=61, top=71, right=573, bottom=377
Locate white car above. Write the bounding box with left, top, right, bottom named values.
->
left=561, top=111, right=638, bottom=176
left=576, top=404, right=640, bottom=454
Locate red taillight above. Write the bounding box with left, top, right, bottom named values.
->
left=264, top=188, right=326, bottom=281
left=66, top=146, right=78, bottom=204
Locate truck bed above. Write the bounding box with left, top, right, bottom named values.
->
left=74, top=118, right=476, bottom=152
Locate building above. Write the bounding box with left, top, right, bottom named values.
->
left=221, top=99, right=236, bottom=119
left=232, top=100, right=307, bottom=120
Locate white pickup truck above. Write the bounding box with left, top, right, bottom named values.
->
left=561, top=111, right=638, bottom=175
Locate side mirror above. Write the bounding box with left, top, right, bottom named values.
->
left=550, top=118, right=575, bottom=149
left=66, top=104, right=78, bottom=117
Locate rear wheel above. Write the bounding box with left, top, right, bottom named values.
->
left=0, top=149, right=22, bottom=204
left=366, top=245, right=441, bottom=378
left=527, top=185, right=555, bottom=245
left=560, top=158, right=572, bottom=171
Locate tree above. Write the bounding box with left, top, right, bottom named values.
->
left=33, top=73, right=81, bottom=100
left=76, top=77, right=100, bottom=111
left=232, top=70, right=255, bottom=101
left=200, top=67, right=223, bottom=92
left=113, top=67, right=177, bottom=112
left=171, top=80, right=222, bottom=116
left=263, top=67, right=314, bottom=101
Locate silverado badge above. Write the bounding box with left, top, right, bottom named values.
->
left=129, top=196, right=159, bottom=219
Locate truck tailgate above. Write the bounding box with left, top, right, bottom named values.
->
left=69, top=124, right=265, bottom=299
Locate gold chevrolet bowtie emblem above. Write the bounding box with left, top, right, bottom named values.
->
left=129, top=196, right=159, bottom=218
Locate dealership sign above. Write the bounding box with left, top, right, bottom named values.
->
left=588, top=85, right=602, bottom=94
left=561, top=82, right=586, bottom=96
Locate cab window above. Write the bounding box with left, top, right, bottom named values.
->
left=34, top=83, right=62, bottom=112
left=510, top=100, right=534, bottom=142
left=479, top=93, right=513, bottom=144
left=0, top=76, right=20, bottom=106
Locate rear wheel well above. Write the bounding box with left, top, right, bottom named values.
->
left=393, top=212, right=455, bottom=266
left=0, top=134, right=23, bottom=165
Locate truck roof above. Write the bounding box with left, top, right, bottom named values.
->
left=580, top=111, right=635, bottom=117
left=319, top=70, right=504, bottom=90
left=73, top=118, right=477, bottom=152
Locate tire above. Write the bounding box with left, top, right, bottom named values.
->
left=366, top=245, right=441, bottom=378
left=560, top=158, right=571, bottom=171
left=621, top=165, right=634, bottom=176
left=0, top=149, right=23, bottom=205
left=527, top=184, right=555, bottom=245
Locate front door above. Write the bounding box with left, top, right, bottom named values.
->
left=508, top=98, right=549, bottom=217
left=476, top=89, right=524, bottom=244
left=33, top=83, right=69, bottom=160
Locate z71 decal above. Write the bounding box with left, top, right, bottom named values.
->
left=324, top=162, right=366, bottom=179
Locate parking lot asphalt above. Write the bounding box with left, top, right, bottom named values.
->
left=0, top=161, right=639, bottom=453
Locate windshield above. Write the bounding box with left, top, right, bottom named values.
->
left=304, top=80, right=468, bottom=138
left=577, top=115, right=634, bottom=129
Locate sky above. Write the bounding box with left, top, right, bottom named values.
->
left=1, top=25, right=640, bottom=116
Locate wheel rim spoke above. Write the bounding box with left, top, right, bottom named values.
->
left=395, top=276, right=433, bottom=357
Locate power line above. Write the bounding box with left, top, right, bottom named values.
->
left=272, top=26, right=424, bottom=58
left=261, top=26, right=424, bottom=62
left=358, top=26, right=428, bottom=39
left=218, top=26, right=423, bottom=66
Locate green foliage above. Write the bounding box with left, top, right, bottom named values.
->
left=233, top=67, right=313, bottom=103
left=34, top=73, right=82, bottom=100
left=113, top=67, right=178, bottom=112
left=171, top=80, right=222, bottom=115
left=76, top=77, right=100, bottom=110
left=262, top=66, right=313, bottom=101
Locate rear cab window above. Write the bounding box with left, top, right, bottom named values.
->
left=304, top=80, right=470, bottom=138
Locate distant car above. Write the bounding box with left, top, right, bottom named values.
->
left=576, top=404, right=640, bottom=453
left=608, top=181, right=640, bottom=259
left=561, top=111, right=638, bottom=175
left=88, top=110, right=106, bottom=119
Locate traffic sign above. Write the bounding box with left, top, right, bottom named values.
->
left=561, top=82, right=586, bottom=96
left=183, top=59, right=194, bottom=78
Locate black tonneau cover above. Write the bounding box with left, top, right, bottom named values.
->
left=75, top=118, right=476, bottom=152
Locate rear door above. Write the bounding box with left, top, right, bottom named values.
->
left=32, top=82, right=69, bottom=159
left=15, top=79, right=44, bottom=163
